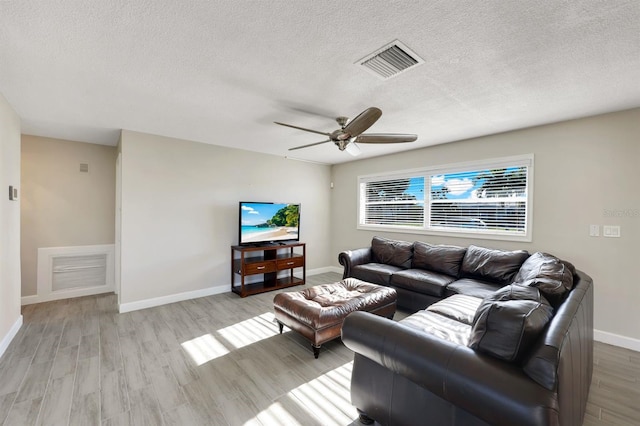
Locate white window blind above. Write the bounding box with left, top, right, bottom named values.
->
left=429, top=167, right=527, bottom=233
left=357, top=155, right=533, bottom=240
left=360, top=175, right=425, bottom=227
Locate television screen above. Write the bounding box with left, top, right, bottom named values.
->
left=239, top=202, right=300, bottom=245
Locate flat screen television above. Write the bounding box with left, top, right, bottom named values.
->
left=239, top=201, right=300, bottom=245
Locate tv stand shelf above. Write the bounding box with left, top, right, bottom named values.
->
left=231, top=242, right=305, bottom=297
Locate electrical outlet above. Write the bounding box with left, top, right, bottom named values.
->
left=589, top=225, right=599, bottom=237
left=603, top=225, right=621, bottom=238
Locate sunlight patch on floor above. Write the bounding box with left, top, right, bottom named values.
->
left=254, top=400, right=308, bottom=426
left=254, top=361, right=357, bottom=426
left=217, top=312, right=279, bottom=349
left=181, top=333, right=230, bottom=365
left=182, top=312, right=280, bottom=365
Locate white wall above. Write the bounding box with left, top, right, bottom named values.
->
left=119, top=130, right=331, bottom=307
left=331, top=108, right=640, bottom=346
left=0, top=92, right=22, bottom=357
left=20, top=135, right=117, bottom=297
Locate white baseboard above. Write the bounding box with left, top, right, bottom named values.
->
left=119, top=266, right=341, bottom=313
left=307, top=266, right=342, bottom=275
left=22, top=286, right=115, bottom=306
left=119, top=284, right=228, bottom=313
left=594, top=329, right=640, bottom=352
left=0, top=315, right=24, bottom=359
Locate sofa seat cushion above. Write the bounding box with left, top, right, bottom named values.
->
left=401, top=310, right=471, bottom=346
left=426, top=294, right=483, bottom=325
left=412, top=242, right=467, bottom=277
left=460, top=245, right=529, bottom=285
left=445, top=278, right=503, bottom=299
left=469, top=287, right=554, bottom=362
left=371, top=236, right=413, bottom=269
left=351, top=263, right=403, bottom=286
left=390, top=269, right=455, bottom=297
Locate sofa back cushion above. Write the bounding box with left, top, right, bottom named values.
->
left=469, top=285, right=553, bottom=362
left=514, top=252, right=574, bottom=305
left=460, top=245, right=529, bottom=285
left=371, top=236, right=413, bottom=269
left=412, top=242, right=467, bottom=277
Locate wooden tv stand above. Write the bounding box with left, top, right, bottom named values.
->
left=231, top=242, right=305, bottom=297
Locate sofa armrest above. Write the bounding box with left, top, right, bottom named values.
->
left=338, top=247, right=372, bottom=279
left=342, top=312, right=559, bottom=426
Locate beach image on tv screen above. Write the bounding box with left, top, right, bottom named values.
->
left=241, top=203, right=299, bottom=243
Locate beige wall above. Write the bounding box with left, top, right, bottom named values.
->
left=119, top=130, right=332, bottom=305
left=20, top=135, right=117, bottom=296
left=0, top=92, right=22, bottom=355
left=331, top=108, right=640, bottom=344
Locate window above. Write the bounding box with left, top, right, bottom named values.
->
left=358, top=155, right=533, bottom=241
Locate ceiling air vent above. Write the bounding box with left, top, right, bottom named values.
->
left=356, top=40, right=424, bottom=80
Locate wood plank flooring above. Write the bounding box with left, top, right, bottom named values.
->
left=0, top=272, right=638, bottom=426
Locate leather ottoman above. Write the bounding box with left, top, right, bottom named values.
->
left=273, top=278, right=397, bottom=358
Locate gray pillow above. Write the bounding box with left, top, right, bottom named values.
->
left=412, top=241, right=466, bottom=277
left=371, top=236, right=413, bottom=269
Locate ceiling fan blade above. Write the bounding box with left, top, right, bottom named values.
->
left=345, top=142, right=361, bottom=156
left=278, top=101, right=337, bottom=120
left=288, top=139, right=331, bottom=151
left=342, top=107, right=382, bottom=137
left=354, top=133, right=418, bottom=144
left=274, top=122, right=331, bottom=137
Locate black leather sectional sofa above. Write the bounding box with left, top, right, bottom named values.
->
left=338, top=236, right=593, bottom=426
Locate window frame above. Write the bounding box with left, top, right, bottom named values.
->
left=356, top=154, right=534, bottom=242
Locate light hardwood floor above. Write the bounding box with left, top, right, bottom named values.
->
left=0, top=272, right=638, bottom=426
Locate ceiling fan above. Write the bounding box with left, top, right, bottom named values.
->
left=274, top=107, right=417, bottom=156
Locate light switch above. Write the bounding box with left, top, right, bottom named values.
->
left=589, top=225, right=599, bottom=237
left=603, top=225, right=621, bottom=238
left=8, top=186, right=18, bottom=201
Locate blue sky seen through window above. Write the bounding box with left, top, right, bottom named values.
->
left=403, top=168, right=525, bottom=201
left=406, top=172, right=482, bottom=201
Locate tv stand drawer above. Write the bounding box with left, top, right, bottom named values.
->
left=276, top=257, right=304, bottom=270
left=244, top=261, right=277, bottom=275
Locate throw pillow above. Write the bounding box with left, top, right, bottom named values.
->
left=488, top=284, right=550, bottom=304
left=514, top=252, right=574, bottom=302
left=469, top=298, right=553, bottom=362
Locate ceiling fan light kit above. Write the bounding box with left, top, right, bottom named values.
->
left=344, top=142, right=361, bottom=156
left=275, top=106, right=417, bottom=156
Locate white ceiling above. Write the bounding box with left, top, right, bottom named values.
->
left=1, top=1, right=639, bottom=165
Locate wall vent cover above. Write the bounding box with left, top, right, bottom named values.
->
left=80, top=163, right=89, bottom=172
left=33, top=244, right=115, bottom=305
left=52, top=253, right=107, bottom=291
left=356, top=40, right=424, bottom=80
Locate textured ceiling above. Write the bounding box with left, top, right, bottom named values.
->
left=1, top=1, right=639, bottom=164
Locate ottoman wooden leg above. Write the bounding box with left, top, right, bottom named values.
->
left=277, top=321, right=284, bottom=334
left=312, top=344, right=321, bottom=359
